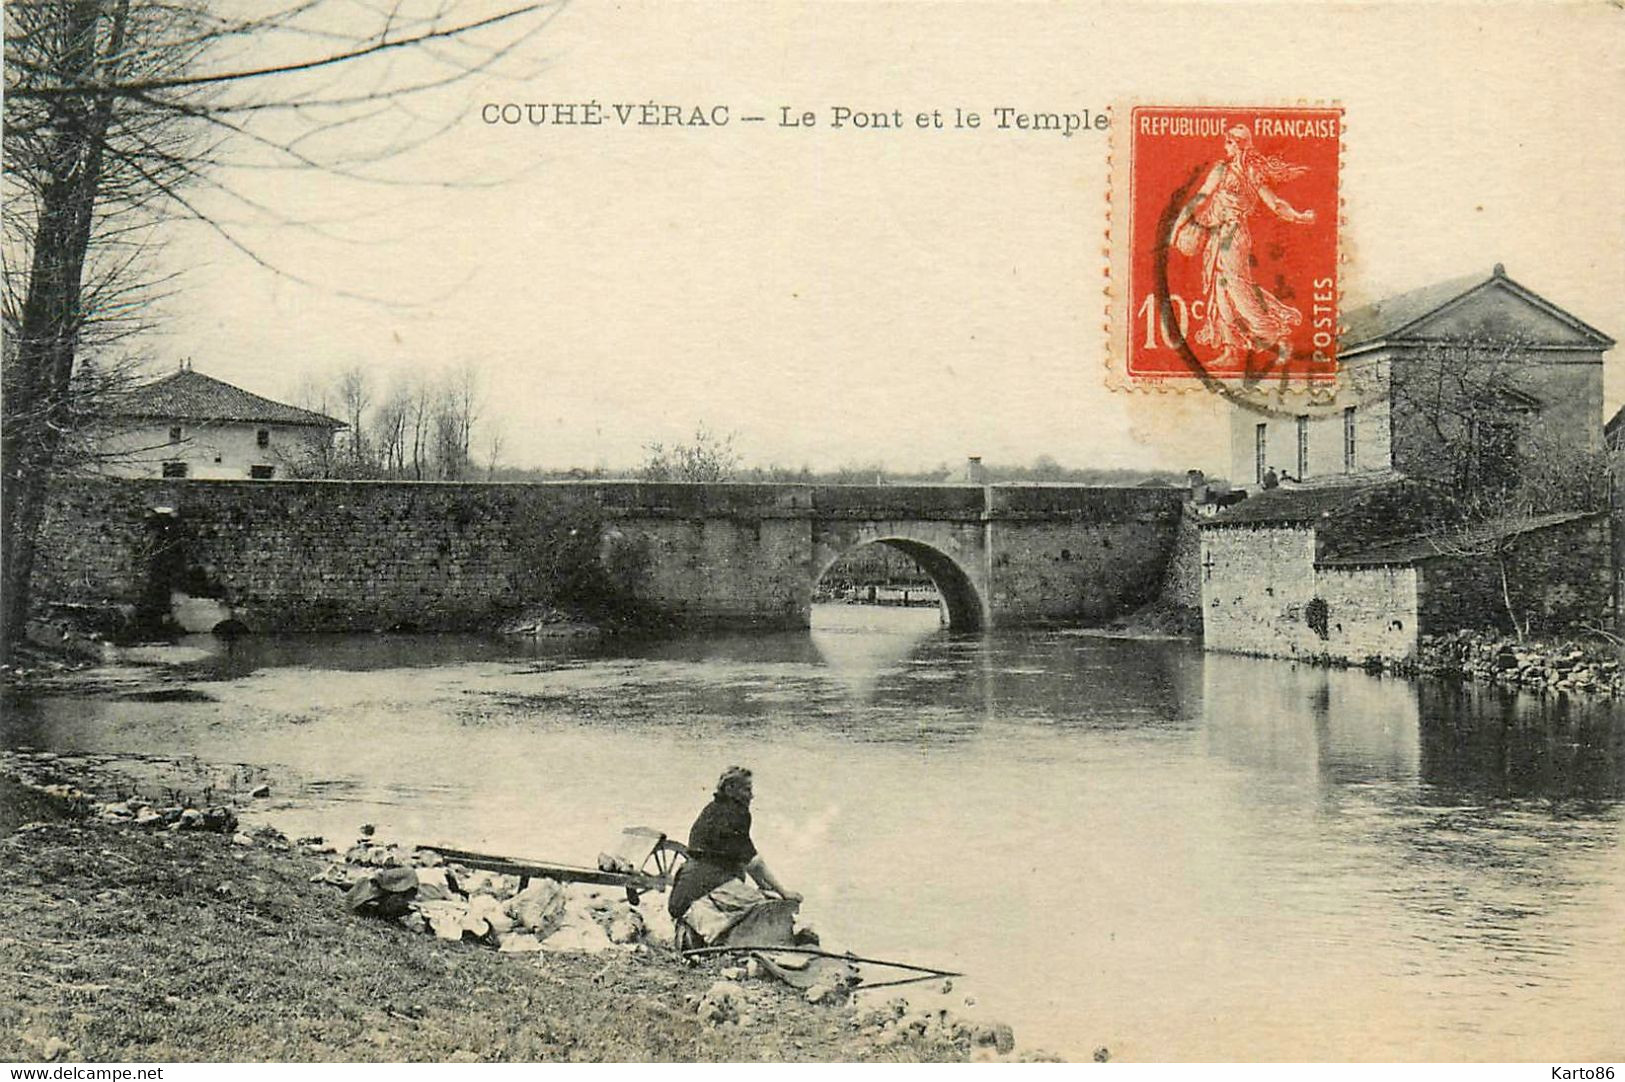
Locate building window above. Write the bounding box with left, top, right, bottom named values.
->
left=161, top=461, right=188, bottom=478
left=1466, top=415, right=1520, bottom=490
left=257, top=428, right=270, bottom=448
left=249, top=464, right=276, bottom=480
left=168, top=425, right=182, bottom=444
left=1296, top=416, right=1309, bottom=479
left=1343, top=407, right=1356, bottom=473
left=1255, top=423, right=1268, bottom=484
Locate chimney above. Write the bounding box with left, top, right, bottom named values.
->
left=965, top=456, right=987, bottom=485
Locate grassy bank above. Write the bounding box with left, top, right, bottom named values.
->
left=0, top=769, right=989, bottom=1063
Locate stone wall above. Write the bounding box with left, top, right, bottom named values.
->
left=1156, top=505, right=1205, bottom=610
left=1200, top=526, right=1319, bottom=656
left=1200, top=524, right=1420, bottom=663
left=33, top=479, right=825, bottom=632
left=1415, top=513, right=1613, bottom=637
left=983, top=486, right=1182, bottom=624
left=616, top=517, right=812, bottom=627
left=32, top=478, right=1183, bottom=634
left=1314, top=565, right=1420, bottom=662
left=36, top=479, right=527, bottom=631
left=1201, top=511, right=1611, bottom=664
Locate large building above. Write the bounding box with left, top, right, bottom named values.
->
left=1229, top=265, right=1611, bottom=490
left=1204, top=268, right=1615, bottom=663
left=92, top=366, right=343, bottom=480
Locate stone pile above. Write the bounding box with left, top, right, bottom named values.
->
left=3, top=752, right=241, bottom=834
left=847, top=994, right=1015, bottom=1057
left=677, top=977, right=1047, bottom=1059
left=319, top=835, right=676, bottom=955
left=1418, top=631, right=1622, bottom=698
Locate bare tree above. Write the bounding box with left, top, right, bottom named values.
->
left=1390, top=337, right=1603, bottom=498
left=1400, top=338, right=1610, bottom=639
left=288, top=372, right=333, bottom=418
left=447, top=361, right=479, bottom=476
left=425, top=363, right=480, bottom=480
left=1, top=0, right=556, bottom=655
left=485, top=424, right=505, bottom=480
left=335, top=365, right=372, bottom=468
left=432, top=397, right=465, bottom=480
left=408, top=377, right=433, bottom=481
left=372, top=382, right=412, bottom=478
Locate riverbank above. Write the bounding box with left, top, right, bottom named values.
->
left=0, top=755, right=1037, bottom=1064
left=1413, top=630, right=1622, bottom=698
left=1087, top=600, right=1203, bottom=641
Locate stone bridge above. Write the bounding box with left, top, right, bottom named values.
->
left=36, top=479, right=1185, bottom=633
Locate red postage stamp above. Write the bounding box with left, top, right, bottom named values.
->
left=1123, top=105, right=1342, bottom=383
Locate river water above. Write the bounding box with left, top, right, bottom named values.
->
left=4, top=606, right=1622, bottom=1062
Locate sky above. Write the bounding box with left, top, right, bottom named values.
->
left=153, top=2, right=1625, bottom=477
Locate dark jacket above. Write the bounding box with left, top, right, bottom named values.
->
left=668, top=794, right=756, bottom=919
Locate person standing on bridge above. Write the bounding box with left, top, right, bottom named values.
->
left=669, top=766, right=802, bottom=948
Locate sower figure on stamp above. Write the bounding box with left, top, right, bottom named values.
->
left=669, top=766, right=803, bottom=950
left=1169, top=124, right=1317, bottom=371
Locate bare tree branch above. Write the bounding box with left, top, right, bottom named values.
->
left=6, top=3, right=546, bottom=98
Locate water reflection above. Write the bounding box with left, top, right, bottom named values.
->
left=1417, top=682, right=1625, bottom=803
left=1202, top=653, right=1421, bottom=785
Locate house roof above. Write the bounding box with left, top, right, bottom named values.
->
left=103, top=369, right=344, bottom=428
left=1341, top=266, right=1615, bottom=354
left=1607, top=405, right=1625, bottom=441
left=1199, top=481, right=1405, bottom=528
left=1341, top=273, right=1485, bottom=349
left=1317, top=510, right=1604, bottom=567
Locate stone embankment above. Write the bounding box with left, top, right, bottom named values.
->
left=1, top=750, right=1056, bottom=1063
left=1414, top=630, right=1623, bottom=698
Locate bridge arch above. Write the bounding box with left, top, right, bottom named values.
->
left=813, top=535, right=985, bottom=632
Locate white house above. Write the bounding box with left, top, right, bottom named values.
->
left=93, top=366, right=344, bottom=479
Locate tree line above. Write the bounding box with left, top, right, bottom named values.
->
left=286, top=361, right=493, bottom=481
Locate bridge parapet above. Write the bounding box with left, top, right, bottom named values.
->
left=985, top=485, right=1183, bottom=522
left=807, top=484, right=986, bottom=521
left=566, top=481, right=813, bottom=518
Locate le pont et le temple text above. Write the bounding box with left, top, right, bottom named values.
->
left=478, top=102, right=1110, bottom=137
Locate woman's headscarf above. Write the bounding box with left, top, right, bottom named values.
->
left=715, top=765, right=753, bottom=802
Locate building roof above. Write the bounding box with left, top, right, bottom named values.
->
left=1607, top=404, right=1625, bottom=443
left=1317, top=510, right=1604, bottom=567
left=1199, top=481, right=1405, bottom=527
left=103, top=369, right=344, bottom=428
left=1341, top=265, right=1615, bottom=354
left=1341, top=273, right=1485, bottom=350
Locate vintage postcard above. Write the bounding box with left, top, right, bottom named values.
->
left=2, top=0, right=1622, bottom=1072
